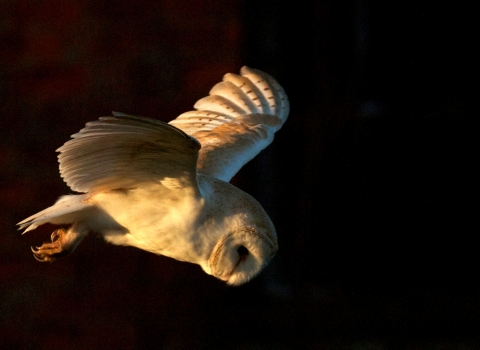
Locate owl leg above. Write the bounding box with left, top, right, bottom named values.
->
left=31, top=223, right=88, bottom=262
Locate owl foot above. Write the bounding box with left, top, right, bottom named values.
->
left=31, top=228, right=75, bottom=262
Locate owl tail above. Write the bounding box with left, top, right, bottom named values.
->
left=17, top=194, right=94, bottom=233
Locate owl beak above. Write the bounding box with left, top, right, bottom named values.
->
left=200, top=261, right=212, bottom=275
left=218, top=272, right=232, bottom=282
left=201, top=261, right=232, bottom=282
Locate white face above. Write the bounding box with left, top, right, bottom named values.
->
left=203, top=227, right=278, bottom=286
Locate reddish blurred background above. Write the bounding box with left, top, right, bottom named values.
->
left=1, top=1, right=478, bottom=349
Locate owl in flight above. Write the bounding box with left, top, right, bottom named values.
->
left=18, top=67, right=289, bottom=286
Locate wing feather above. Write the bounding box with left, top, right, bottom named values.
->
left=193, top=95, right=245, bottom=116
left=169, top=66, right=289, bottom=182
left=241, top=66, right=290, bottom=124
left=222, top=73, right=271, bottom=114
left=58, top=113, right=200, bottom=193
left=208, top=81, right=260, bottom=114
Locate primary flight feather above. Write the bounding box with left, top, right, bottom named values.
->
left=18, top=66, right=289, bottom=286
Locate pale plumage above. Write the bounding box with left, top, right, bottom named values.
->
left=18, top=66, right=289, bottom=285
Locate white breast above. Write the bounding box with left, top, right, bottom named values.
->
left=90, top=184, right=206, bottom=263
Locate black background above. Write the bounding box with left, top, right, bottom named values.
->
left=1, top=1, right=478, bottom=348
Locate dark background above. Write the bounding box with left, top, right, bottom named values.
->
left=1, top=1, right=478, bottom=349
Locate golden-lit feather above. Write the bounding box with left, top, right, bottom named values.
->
left=18, top=67, right=288, bottom=286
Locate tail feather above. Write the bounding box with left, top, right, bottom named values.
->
left=18, top=195, right=93, bottom=233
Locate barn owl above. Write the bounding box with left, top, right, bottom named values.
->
left=18, top=67, right=289, bottom=286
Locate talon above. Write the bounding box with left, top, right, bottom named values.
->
left=33, top=253, right=45, bottom=262
left=50, top=228, right=64, bottom=242
left=30, top=227, right=82, bottom=263
left=32, top=251, right=56, bottom=263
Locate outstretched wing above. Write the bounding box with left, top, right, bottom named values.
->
left=58, top=113, right=200, bottom=193
left=169, top=66, right=289, bottom=182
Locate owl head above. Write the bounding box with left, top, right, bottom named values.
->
left=203, top=226, right=278, bottom=286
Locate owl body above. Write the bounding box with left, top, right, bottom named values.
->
left=19, top=67, right=288, bottom=285
left=93, top=182, right=206, bottom=261
left=92, top=174, right=274, bottom=268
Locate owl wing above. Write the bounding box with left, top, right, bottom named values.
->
left=168, top=66, right=289, bottom=182
left=57, top=113, right=200, bottom=193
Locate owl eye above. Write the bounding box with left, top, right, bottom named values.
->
left=237, top=245, right=249, bottom=261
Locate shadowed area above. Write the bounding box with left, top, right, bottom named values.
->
left=1, top=1, right=478, bottom=349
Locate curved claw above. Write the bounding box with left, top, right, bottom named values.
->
left=32, top=253, right=46, bottom=262
left=50, top=229, right=64, bottom=242
left=31, top=246, right=56, bottom=262
left=30, top=227, right=81, bottom=263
